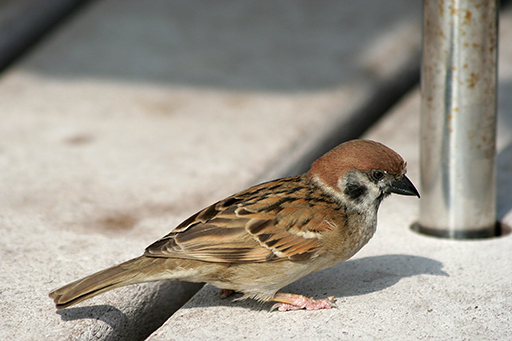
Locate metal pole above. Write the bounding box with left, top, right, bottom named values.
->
left=415, top=0, right=498, bottom=239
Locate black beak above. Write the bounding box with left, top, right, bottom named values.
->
left=391, top=175, right=420, bottom=198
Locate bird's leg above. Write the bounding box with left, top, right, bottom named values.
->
left=270, top=292, right=336, bottom=311
left=218, top=289, right=235, bottom=299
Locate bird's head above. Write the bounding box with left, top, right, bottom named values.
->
left=307, top=139, right=419, bottom=212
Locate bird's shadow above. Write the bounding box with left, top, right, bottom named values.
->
left=57, top=304, right=128, bottom=326
left=183, top=254, right=448, bottom=311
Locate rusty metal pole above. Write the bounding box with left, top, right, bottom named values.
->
left=415, top=0, right=499, bottom=238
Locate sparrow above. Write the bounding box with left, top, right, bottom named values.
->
left=49, top=139, right=419, bottom=311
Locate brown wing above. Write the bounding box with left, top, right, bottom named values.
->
left=145, top=176, right=340, bottom=263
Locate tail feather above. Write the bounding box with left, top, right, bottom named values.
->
left=49, top=256, right=169, bottom=309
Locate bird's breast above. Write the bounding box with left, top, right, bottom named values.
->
left=321, top=208, right=378, bottom=263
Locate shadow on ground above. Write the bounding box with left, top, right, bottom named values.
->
left=176, top=254, right=447, bottom=312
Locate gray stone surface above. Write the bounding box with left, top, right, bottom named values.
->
left=0, top=0, right=423, bottom=340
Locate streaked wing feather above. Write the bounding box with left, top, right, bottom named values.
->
left=145, top=176, right=339, bottom=263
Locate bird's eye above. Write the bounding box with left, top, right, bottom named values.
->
left=371, top=170, right=385, bottom=181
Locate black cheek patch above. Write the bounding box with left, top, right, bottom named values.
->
left=344, top=183, right=368, bottom=201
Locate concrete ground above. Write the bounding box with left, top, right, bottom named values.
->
left=0, top=1, right=510, bottom=340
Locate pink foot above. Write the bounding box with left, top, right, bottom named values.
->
left=219, top=289, right=235, bottom=299
left=270, top=293, right=336, bottom=312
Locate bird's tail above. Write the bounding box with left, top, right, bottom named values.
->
left=49, top=256, right=171, bottom=309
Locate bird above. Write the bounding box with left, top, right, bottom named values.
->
left=49, top=139, right=419, bottom=311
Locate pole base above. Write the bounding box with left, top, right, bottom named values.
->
left=410, top=222, right=509, bottom=239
